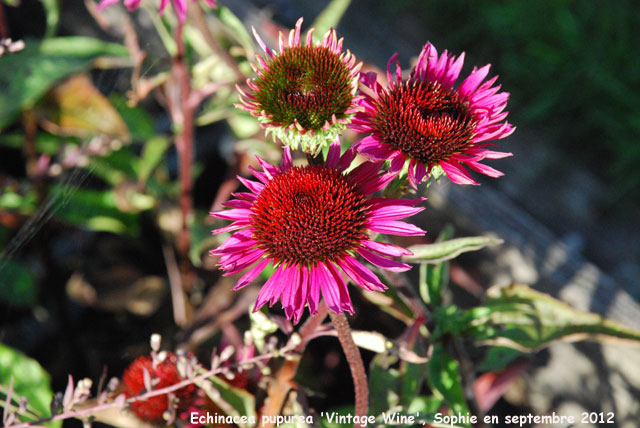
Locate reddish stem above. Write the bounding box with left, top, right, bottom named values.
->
left=328, top=311, right=369, bottom=427
left=0, top=2, right=9, bottom=39
left=171, top=9, right=196, bottom=292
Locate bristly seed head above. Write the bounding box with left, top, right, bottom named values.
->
left=237, top=18, right=362, bottom=155
left=250, top=165, right=370, bottom=265
left=254, top=45, right=354, bottom=134
left=373, top=79, right=476, bottom=164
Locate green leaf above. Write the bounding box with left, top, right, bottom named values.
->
left=137, top=137, right=171, bottom=183
left=404, top=235, right=503, bottom=264
left=0, top=37, right=128, bottom=130
left=477, top=347, right=526, bottom=372
left=0, top=343, right=60, bottom=427
left=418, top=227, right=453, bottom=306
left=0, top=132, right=72, bottom=155
left=52, top=187, right=139, bottom=235
left=467, top=284, right=640, bottom=351
left=312, top=0, right=352, bottom=41
left=109, top=94, right=155, bottom=141
left=369, top=351, right=427, bottom=416
left=369, top=354, right=401, bottom=416
left=426, top=344, right=471, bottom=427
left=204, top=376, right=256, bottom=428
left=0, top=188, right=38, bottom=215
left=0, top=260, right=38, bottom=308
left=419, top=261, right=449, bottom=307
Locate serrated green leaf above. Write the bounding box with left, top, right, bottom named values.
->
left=404, top=235, right=503, bottom=264
left=0, top=343, right=60, bottom=427
left=0, top=36, right=128, bottom=130
left=426, top=344, right=471, bottom=427
left=312, top=0, right=352, bottom=41
left=0, top=260, right=38, bottom=308
left=467, top=284, right=640, bottom=351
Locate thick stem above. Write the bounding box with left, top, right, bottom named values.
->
left=328, top=311, right=369, bottom=427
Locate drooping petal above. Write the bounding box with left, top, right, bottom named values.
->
left=234, top=258, right=270, bottom=290
left=356, top=248, right=411, bottom=272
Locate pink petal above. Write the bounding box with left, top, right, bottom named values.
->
left=211, top=208, right=251, bottom=221
left=389, top=155, right=406, bottom=174
left=211, top=220, right=250, bottom=235
left=338, top=255, right=387, bottom=292
left=237, top=176, right=264, bottom=194
left=440, top=160, right=479, bottom=185
left=96, top=0, right=121, bottom=11
left=307, top=266, right=321, bottom=314
left=325, top=141, right=341, bottom=168
left=369, top=204, right=425, bottom=221
left=281, top=147, right=293, bottom=170
left=254, top=266, right=285, bottom=311
left=465, top=161, right=504, bottom=178
left=233, top=258, right=270, bottom=290
left=361, top=240, right=412, bottom=257
left=325, top=262, right=354, bottom=313
left=459, top=64, right=491, bottom=98
left=368, top=220, right=425, bottom=236
left=356, top=248, right=411, bottom=272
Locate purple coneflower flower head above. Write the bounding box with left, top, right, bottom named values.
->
left=352, top=42, right=515, bottom=187
left=210, top=142, right=425, bottom=323
left=96, top=0, right=216, bottom=22
left=236, top=18, right=363, bottom=156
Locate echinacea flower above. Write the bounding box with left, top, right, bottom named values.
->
left=122, top=353, right=197, bottom=424
left=210, top=142, right=425, bottom=323
left=96, top=0, right=216, bottom=22
left=236, top=18, right=362, bottom=155
left=352, top=42, right=515, bottom=187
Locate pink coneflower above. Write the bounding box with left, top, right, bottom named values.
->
left=236, top=18, right=362, bottom=155
left=96, top=0, right=216, bottom=22
left=352, top=42, right=515, bottom=187
left=210, top=142, right=425, bottom=323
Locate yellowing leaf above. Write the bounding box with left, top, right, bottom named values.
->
left=38, top=75, right=129, bottom=141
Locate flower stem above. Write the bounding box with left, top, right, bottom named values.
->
left=0, top=2, right=9, bottom=39
left=328, top=311, right=369, bottom=427
left=170, top=10, right=195, bottom=295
